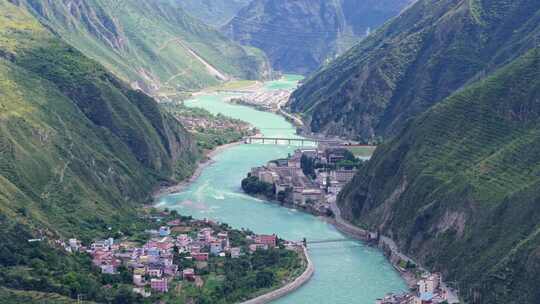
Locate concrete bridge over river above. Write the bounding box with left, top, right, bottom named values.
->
left=244, top=136, right=337, bottom=146
left=301, top=238, right=355, bottom=247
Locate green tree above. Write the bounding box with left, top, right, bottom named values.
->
left=255, top=271, right=275, bottom=288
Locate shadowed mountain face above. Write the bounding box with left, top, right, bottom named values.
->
left=222, top=0, right=411, bottom=74
left=338, top=48, right=540, bottom=303
left=10, top=0, right=272, bottom=95
left=289, top=0, right=540, bottom=142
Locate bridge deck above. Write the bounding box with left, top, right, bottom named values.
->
left=245, top=137, right=336, bottom=144
left=304, top=238, right=354, bottom=244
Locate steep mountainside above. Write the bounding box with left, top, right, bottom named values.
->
left=175, top=0, right=251, bottom=28
left=222, top=0, right=411, bottom=74
left=290, top=0, right=540, bottom=141
left=0, top=0, right=197, bottom=246
left=10, top=0, right=271, bottom=95
left=338, top=48, right=540, bottom=304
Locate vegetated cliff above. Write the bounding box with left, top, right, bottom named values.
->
left=174, top=0, right=251, bottom=28
left=289, top=0, right=540, bottom=142
left=0, top=0, right=198, bottom=241
left=338, top=48, right=540, bottom=304
left=222, top=0, right=411, bottom=74
left=9, top=0, right=272, bottom=95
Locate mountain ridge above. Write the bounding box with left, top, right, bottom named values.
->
left=10, top=0, right=272, bottom=95
left=338, top=47, right=540, bottom=304
left=289, top=0, right=540, bottom=142
left=222, top=0, right=411, bottom=74
left=0, top=0, right=198, bottom=244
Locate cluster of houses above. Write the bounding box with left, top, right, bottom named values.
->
left=59, top=217, right=279, bottom=298
left=175, top=110, right=256, bottom=137
left=248, top=142, right=358, bottom=214
left=376, top=273, right=457, bottom=304
left=228, top=89, right=292, bottom=112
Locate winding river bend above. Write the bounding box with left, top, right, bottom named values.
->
left=156, top=76, right=407, bottom=303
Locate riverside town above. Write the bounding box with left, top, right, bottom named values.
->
left=51, top=208, right=306, bottom=302
left=242, top=141, right=365, bottom=216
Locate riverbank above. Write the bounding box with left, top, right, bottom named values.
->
left=241, top=245, right=314, bottom=304
left=153, top=140, right=243, bottom=198
left=156, top=76, right=408, bottom=303
left=153, top=141, right=316, bottom=303
left=329, top=201, right=461, bottom=303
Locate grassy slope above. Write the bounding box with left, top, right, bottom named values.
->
left=0, top=287, right=81, bottom=303
left=174, top=0, right=251, bottom=27
left=290, top=0, right=540, bottom=141
left=11, top=0, right=270, bottom=94
left=0, top=2, right=199, bottom=301
left=0, top=0, right=197, bottom=240
left=338, top=48, right=540, bottom=303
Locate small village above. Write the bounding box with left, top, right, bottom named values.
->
left=243, top=141, right=362, bottom=215
left=228, top=89, right=292, bottom=112
left=55, top=209, right=304, bottom=301
left=163, top=102, right=257, bottom=137
left=375, top=273, right=455, bottom=304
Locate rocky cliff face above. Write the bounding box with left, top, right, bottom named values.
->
left=10, top=0, right=272, bottom=94
left=290, top=0, right=540, bottom=142
left=222, top=0, right=411, bottom=74
left=338, top=48, right=540, bottom=303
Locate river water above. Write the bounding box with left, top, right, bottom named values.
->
left=156, top=75, right=406, bottom=303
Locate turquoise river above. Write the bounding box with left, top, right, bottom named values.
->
left=157, top=75, right=407, bottom=303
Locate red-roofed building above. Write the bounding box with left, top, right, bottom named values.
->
left=150, top=278, right=168, bottom=293
left=183, top=268, right=195, bottom=281
left=255, top=234, right=277, bottom=247
left=192, top=252, right=209, bottom=261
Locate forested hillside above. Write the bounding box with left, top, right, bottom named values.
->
left=0, top=1, right=197, bottom=300
left=10, top=0, right=271, bottom=95
left=290, top=0, right=540, bottom=142
left=338, top=48, right=540, bottom=304
left=223, top=0, right=411, bottom=74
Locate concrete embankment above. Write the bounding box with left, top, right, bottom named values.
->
left=240, top=246, right=314, bottom=304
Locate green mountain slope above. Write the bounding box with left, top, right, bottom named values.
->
left=222, top=0, right=411, bottom=74
left=0, top=2, right=199, bottom=300
left=10, top=0, right=271, bottom=95
left=175, top=0, right=251, bottom=28
left=290, top=0, right=540, bottom=141
left=0, top=0, right=197, bottom=242
left=338, top=48, right=540, bottom=303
